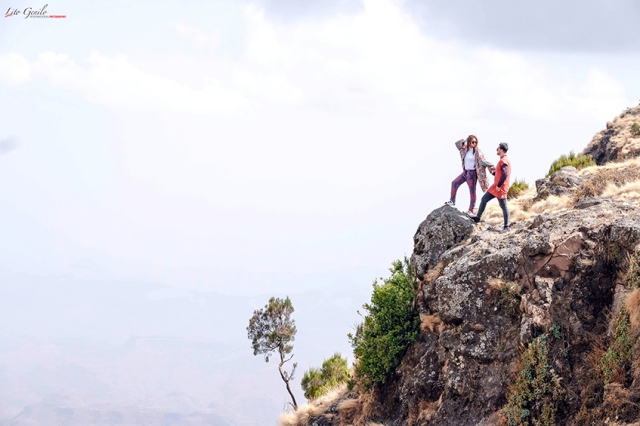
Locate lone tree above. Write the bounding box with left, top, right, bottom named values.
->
left=247, top=296, right=298, bottom=409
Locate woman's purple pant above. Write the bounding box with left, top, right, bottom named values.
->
left=450, top=169, right=477, bottom=211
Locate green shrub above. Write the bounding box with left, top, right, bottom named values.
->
left=631, top=122, right=640, bottom=137
left=503, top=334, right=563, bottom=426
left=600, top=307, right=634, bottom=384
left=301, top=353, right=350, bottom=400
left=348, top=258, right=420, bottom=388
left=547, top=152, right=595, bottom=176
left=508, top=179, right=529, bottom=200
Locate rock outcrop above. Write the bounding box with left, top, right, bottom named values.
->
left=411, top=206, right=475, bottom=280
left=583, top=104, right=640, bottom=164
left=308, top=199, right=640, bottom=426
left=393, top=200, right=640, bottom=425
left=299, top=107, right=640, bottom=426
left=534, top=166, right=583, bottom=199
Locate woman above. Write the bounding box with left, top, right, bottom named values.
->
left=444, top=135, right=493, bottom=216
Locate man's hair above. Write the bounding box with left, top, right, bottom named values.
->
left=467, top=135, right=478, bottom=144
left=498, top=142, right=509, bottom=152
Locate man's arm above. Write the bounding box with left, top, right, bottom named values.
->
left=497, top=164, right=509, bottom=187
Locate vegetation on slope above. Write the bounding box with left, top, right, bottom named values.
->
left=547, top=151, right=595, bottom=176
left=503, top=334, right=563, bottom=426
left=301, top=353, right=350, bottom=400
left=348, top=258, right=420, bottom=388
left=507, top=179, right=529, bottom=200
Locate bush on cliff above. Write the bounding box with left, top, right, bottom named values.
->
left=600, top=307, right=635, bottom=384
left=301, top=353, right=350, bottom=400
left=503, top=334, right=563, bottom=426
left=348, top=258, right=420, bottom=388
left=547, top=151, right=595, bottom=176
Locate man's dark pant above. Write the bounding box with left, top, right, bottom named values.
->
left=476, top=192, right=509, bottom=228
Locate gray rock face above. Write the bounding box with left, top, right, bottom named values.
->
left=310, top=199, right=640, bottom=426
left=411, top=206, right=475, bottom=280
left=379, top=200, right=640, bottom=426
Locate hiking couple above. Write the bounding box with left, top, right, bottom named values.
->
left=445, top=135, right=511, bottom=233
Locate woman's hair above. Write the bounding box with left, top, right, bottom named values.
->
left=466, top=135, right=478, bottom=145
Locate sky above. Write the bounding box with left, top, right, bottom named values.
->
left=0, top=0, right=639, bottom=424
left=0, top=0, right=638, bottom=292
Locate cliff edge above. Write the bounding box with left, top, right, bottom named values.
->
left=284, top=105, right=640, bottom=426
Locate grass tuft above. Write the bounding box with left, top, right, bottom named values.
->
left=547, top=152, right=595, bottom=176
left=508, top=179, right=529, bottom=200
left=489, top=279, right=522, bottom=320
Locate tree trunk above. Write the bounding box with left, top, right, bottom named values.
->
left=278, top=363, right=298, bottom=409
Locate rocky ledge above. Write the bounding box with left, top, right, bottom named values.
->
left=301, top=106, right=640, bottom=426
left=309, top=198, right=640, bottom=425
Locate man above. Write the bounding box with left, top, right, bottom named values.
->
left=471, top=142, right=511, bottom=233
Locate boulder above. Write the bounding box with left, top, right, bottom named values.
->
left=411, top=206, right=475, bottom=280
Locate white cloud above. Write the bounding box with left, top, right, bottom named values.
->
left=0, top=52, right=32, bottom=85
left=0, top=0, right=631, bottom=123
left=2, top=51, right=247, bottom=115
left=175, top=21, right=221, bottom=51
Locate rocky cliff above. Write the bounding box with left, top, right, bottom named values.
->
left=284, top=106, right=640, bottom=426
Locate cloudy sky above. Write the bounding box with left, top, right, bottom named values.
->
left=0, top=0, right=639, bottom=424
left=1, top=0, right=639, bottom=292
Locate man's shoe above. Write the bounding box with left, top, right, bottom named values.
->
left=444, top=201, right=454, bottom=207
left=471, top=216, right=480, bottom=223
left=500, top=227, right=511, bottom=233
left=465, top=210, right=475, bottom=217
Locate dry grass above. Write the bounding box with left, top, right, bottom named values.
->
left=278, top=384, right=348, bottom=426
left=423, top=262, right=444, bottom=283
left=335, top=389, right=380, bottom=426
left=574, top=158, right=640, bottom=201
left=602, top=180, right=640, bottom=200
left=625, top=289, right=640, bottom=330
left=488, top=279, right=522, bottom=319
left=406, top=393, right=443, bottom=425
left=417, top=393, right=443, bottom=423
left=481, top=187, right=572, bottom=226
left=417, top=262, right=444, bottom=298
left=420, top=313, right=445, bottom=334
left=620, top=252, right=640, bottom=289
left=488, top=278, right=521, bottom=293
left=479, top=156, right=640, bottom=229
